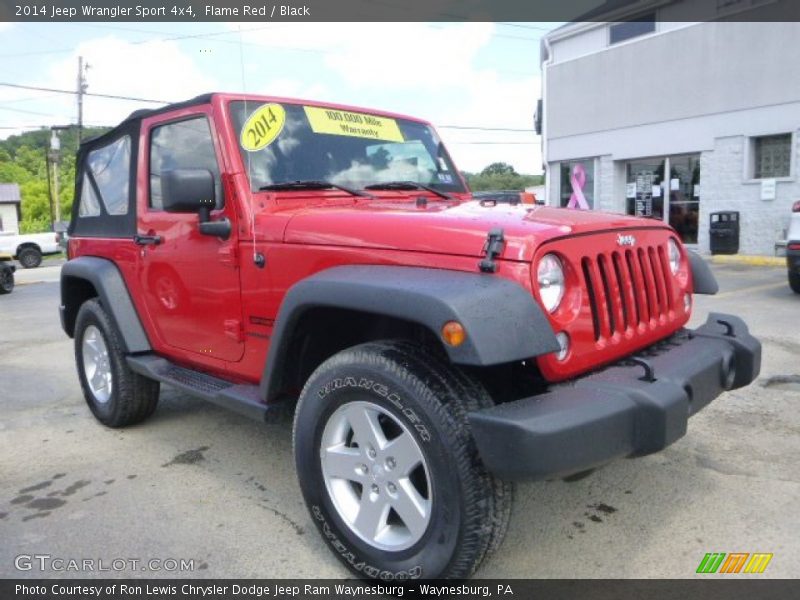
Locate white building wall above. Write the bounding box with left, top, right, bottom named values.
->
left=546, top=21, right=800, bottom=142
left=0, top=204, right=19, bottom=232
left=699, top=132, right=800, bottom=256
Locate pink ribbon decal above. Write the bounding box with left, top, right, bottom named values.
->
left=567, top=163, right=590, bottom=210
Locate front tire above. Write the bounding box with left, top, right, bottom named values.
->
left=17, top=246, right=42, bottom=269
left=74, top=298, right=160, bottom=427
left=789, top=270, right=800, bottom=294
left=293, top=341, right=511, bottom=580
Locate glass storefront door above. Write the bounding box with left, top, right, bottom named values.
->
left=626, top=158, right=665, bottom=220
left=667, top=154, right=700, bottom=244
left=625, top=154, right=700, bottom=245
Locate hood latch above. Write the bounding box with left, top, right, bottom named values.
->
left=479, top=228, right=505, bottom=273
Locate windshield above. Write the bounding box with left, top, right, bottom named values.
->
left=229, top=101, right=466, bottom=193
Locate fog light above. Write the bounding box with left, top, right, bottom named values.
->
left=441, top=321, right=466, bottom=347
left=684, top=293, right=692, bottom=312
left=555, top=332, right=570, bottom=361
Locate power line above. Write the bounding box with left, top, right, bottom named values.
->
left=0, top=83, right=539, bottom=141
left=0, top=94, right=62, bottom=104
left=0, top=82, right=170, bottom=104
left=0, top=105, right=67, bottom=117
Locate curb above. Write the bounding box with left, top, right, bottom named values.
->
left=709, top=254, right=785, bottom=267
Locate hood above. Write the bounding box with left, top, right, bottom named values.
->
left=279, top=199, right=672, bottom=263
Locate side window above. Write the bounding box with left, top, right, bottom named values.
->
left=78, top=173, right=101, bottom=217
left=82, top=135, right=131, bottom=216
left=149, top=117, right=223, bottom=210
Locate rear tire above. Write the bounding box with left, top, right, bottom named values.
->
left=74, top=298, right=159, bottom=427
left=293, top=340, right=511, bottom=580
left=789, top=270, right=800, bottom=294
left=0, top=265, right=14, bottom=294
left=17, top=246, right=42, bottom=269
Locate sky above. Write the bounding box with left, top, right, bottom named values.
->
left=0, top=21, right=560, bottom=174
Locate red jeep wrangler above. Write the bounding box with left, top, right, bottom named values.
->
left=61, top=94, right=761, bottom=579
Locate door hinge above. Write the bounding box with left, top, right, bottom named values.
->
left=224, top=319, right=244, bottom=343
left=218, top=245, right=239, bottom=268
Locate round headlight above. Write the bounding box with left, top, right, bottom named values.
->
left=668, top=238, right=681, bottom=275
left=537, top=254, right=565, bottom=312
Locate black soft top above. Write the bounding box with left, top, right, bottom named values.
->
left=80, top=93, right=214, bottom=150
left=71, top=94, right=215, bottom=238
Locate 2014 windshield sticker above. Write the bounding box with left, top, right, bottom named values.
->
left=240, top=103, right=286, bottom=152
left=304, top=106, right=404, bottom=142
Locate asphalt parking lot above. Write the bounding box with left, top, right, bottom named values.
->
left=1, top=262, right=798, bottom=579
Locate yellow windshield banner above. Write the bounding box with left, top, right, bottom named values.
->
left=303, top=106, right=404, bottom=142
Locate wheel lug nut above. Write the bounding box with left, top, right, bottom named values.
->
left=368, top=448, right=376, bottom=459
left=385, top=457, right=395, bottom=470
left=387, top=482, right=396, bottom=494
left=371, top=484, right=379, bottom=494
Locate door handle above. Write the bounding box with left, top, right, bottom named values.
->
left=134, top=234, right=162, bottom=246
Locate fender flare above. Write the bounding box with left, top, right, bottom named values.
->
left=259, top=265, right=559, bottom=401
left=688, top=250, right=719, bottom=295
left=60, top=256, right=151, bottom=353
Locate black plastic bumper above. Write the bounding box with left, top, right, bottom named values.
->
left=468, top=313, right=761, bottom=481
left=787, top=244, right=800, bottom=272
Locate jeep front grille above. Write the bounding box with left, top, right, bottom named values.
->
left=581, top=246, right=674, bottom=341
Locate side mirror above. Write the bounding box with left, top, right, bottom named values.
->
left=161, top=169, right=231, bottom=240
left=161, top=168, right=216, bottom=216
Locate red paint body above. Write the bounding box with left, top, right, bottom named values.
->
left=70, top=94, right=693, bottom=386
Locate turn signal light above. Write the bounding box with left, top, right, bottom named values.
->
left=441, top=321, right=466, bottom=347
left=793, top=200, right=800, bottom=212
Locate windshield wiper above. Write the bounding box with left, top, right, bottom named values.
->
left=259, top=180, right=375, bottom=198
left=364, top=180, right=455, bottom=201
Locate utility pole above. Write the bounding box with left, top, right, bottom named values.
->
left=48, top=129, right=62, bottom=224
left=77, top=56, right=88, bottom=147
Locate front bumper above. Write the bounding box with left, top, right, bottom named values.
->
left=468, top=313, right=761, bottom=481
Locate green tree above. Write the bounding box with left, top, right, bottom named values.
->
left=480, top=162, right=517, bottom=177
left=464, top=165, right=543, bottom=192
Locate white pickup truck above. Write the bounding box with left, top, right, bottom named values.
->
left=0, top=230, right=60, bottom=268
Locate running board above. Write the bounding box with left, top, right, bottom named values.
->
left=126, top=354, right=269, bottom=422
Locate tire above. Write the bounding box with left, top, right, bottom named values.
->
left=74, top=298, right=160, bottom=427
left=790, top=270, right=800, bottom=294
left=17, top=246, right=42, bottom=269
left=293, top=340, right=512, bottom=580
left=0, top=265, right=13, bottom=294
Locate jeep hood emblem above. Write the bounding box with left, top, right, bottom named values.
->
left=617, top=234, right=636, bottom=247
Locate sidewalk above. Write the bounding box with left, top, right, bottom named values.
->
left=708, top=254, right=785, bottom=267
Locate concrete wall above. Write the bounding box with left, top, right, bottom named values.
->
left=546, top=21, right=800, bottom=142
